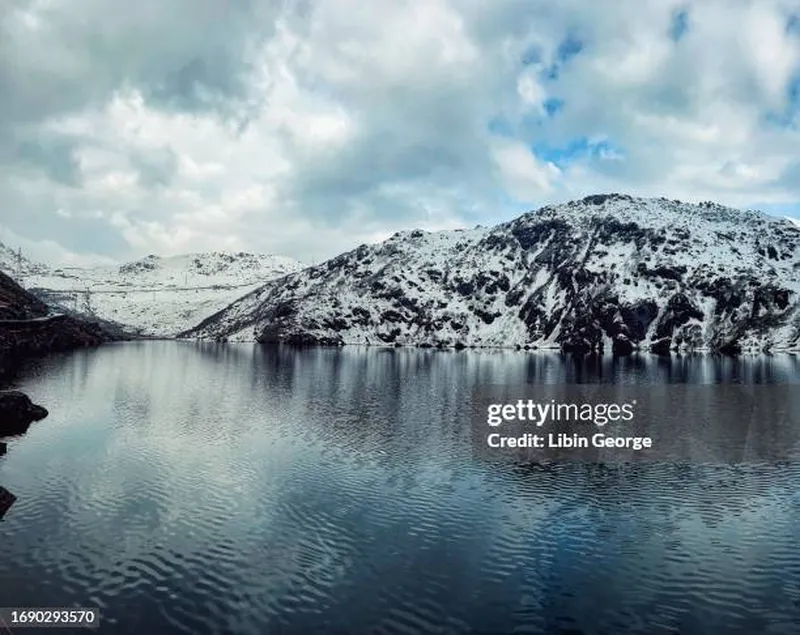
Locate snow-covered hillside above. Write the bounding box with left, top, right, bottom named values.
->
left=183, top=194, right=800, bottom=354
left=0, top=243, right=49, bottom=278
left=0, top=250, right=302, bottom=337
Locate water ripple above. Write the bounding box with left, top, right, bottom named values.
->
left=1, top=343, right=798, bottom=634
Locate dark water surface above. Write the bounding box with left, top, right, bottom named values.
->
left=1, top=343, right=799, bottom=634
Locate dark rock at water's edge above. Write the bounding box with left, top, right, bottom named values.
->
left=717, top=339, right=744, bottom=356
left=0, top=270, right=125, bottom=371
left=649, top=337, right=672, bottom=356
left=0, top=485, right=16, bottom=520
left=0, top=314, right=112, bottom=358
left=611, top=334, right=635, bottom=356
left=0, top=269, right=48, bottom=321
left=0, top=351, right=24, bottom=383
left=0, top=390, right=49, bottom=437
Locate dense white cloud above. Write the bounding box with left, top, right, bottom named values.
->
left=1, top=0, right=800, bottom=265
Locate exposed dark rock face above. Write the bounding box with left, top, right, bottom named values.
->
left=620, top=301, right=659, bottom=341
left=182, top=196, right=800, bottom=355
left=652, top=293, right=704, bottom=345
left=612, top=335, right=635, bottom=356
left=649, top=337, right=672, bottom=356
left=0, top=270, right=49, bottom=320
left=0, top=314, right=114, bottom=356
left=0, top=390, right=48, bottom=436
left=0, top=271, right=120, bottom=375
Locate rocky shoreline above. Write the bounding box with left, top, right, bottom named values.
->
left=0, top=389, right=50, bottom=519
left=0, top=390, right=49, bottom=519
left=0, top=270, right=124, bottom=378
left=203, top=336, right=794, bottom=357
left=0, top=390, right=49, bottom=437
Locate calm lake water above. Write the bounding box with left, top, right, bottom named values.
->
left=1, top=342, right=799, bottom=634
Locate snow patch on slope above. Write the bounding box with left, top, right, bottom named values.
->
left=184, top=195, right=800, bottom=354
left=2, top=249, right=302, bottom=337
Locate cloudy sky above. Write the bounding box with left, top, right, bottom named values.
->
left=2, top=0, right=800, bottom=266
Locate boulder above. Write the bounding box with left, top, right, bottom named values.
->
left=0, top=485, right=16, bottom=519
left=0, top=390, right=49, bottom=437
left=649, top=337, right=672, bottom=356
left=717, top=339, right=743, bottom=356
left=561, top=337, right=594, bottom=354
left=612, top=334, right=635, bottom=356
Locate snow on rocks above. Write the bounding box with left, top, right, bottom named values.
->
left=1, top=251, right=302, bottom=337
left=183, top=194, right=800, bottom=355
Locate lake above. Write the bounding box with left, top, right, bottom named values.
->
left=1, top=342, right=799, bottom=634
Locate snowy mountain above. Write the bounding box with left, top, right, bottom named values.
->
left=182, top=194, right=800, bottom=354
left=0, top=250, right=302, bottom=337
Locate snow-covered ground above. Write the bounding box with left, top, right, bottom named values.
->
left=4, top=195, right=799, bottom=351
left=184, top=195, right=800, bottom=353
left=0, top=250, right=302, bottom=337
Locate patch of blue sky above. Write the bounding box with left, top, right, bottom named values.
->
left=749, top=201, right=800, bottom=220
left=669, top=9, right=690, bottom=42
left=463, top=190, right=537, bottom=226
left=487, top=116, right=515, bottom=137
left=494, top=191, right=536, bottom=220
left=522, top=34, right=583, bottom=82
left=532, top=137, right=624, bottom=168
left=541, top=35, right=584, bottom=81
left=542, top=64, right=560, bottom=81
left=543, top=98, right=564, bottom=117
left=556, top=34, right=583, bottom=63
left=763, top=74, right=800, bottom=129
left=520, top=45, right=542, bottom=66
left=787, top=13, right=800, bottom=36
left=487, top=100, right=563, bottom=139
left=790, top=74, right=800, bottom=107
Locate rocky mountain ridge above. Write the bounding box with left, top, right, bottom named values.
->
left=182, top=194, right=800, bottom=354
left=1, top=249, right=302, bottom=337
